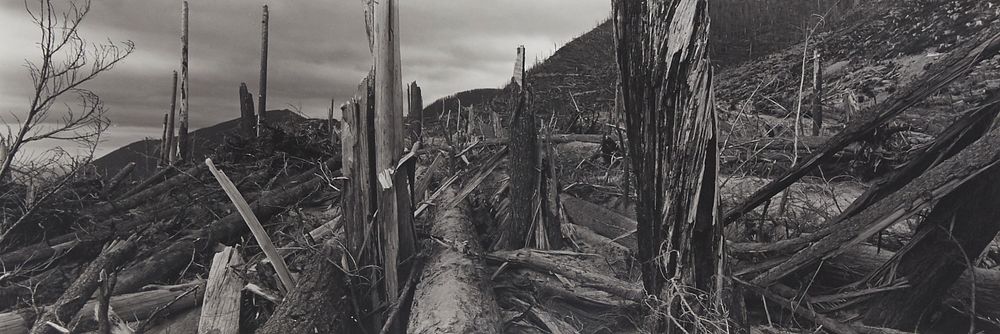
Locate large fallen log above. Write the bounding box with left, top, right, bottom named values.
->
left=559, top=194, right=637, bottom=251
left=0, top=281, right=205, bottom=334
left=113, top=162, right=340, bottom=294
left=407, top=188, right=502, bottom=334
left=27, top=236, right=138, bottom=334
left=89, top=164, right=207, bottom=218
left=255, top=243, right=349, bottom=334
left=485, top=249, right=645, bottom=303
left=820, top=245, right=1000, bottom=322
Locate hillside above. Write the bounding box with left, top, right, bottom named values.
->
left=92, top=109, right=313, bottom=181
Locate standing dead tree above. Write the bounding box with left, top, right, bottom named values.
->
left=613, top=0, right=724, bottom=331
left=408, top=82, right=423, bottom=143
left=503, top=45, right=537, bottom=250
left=258, top=4, right=269, bottom=137
left=0, top=0, right=133, bottom=183
left=239, top=83, right=255, bottom=137
left=166, top=71, right=178, bottom=164
left=177, top=1, right=191, bottom=161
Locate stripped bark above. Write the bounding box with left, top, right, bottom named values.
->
left=614, top=0, right=722, bottom=330
left=485, top=249, right=645, bottom=303
left=372, top=0, right=416, bottom=316
left=257, top=5, right=269, bottom=137
left=90, top=164, right=207, bottom=218
left=167, top=70, right=178, bottom=164
left=177, top=1, right=191, bottom=161
left=407, top=188, right=501, bottom=334
left=196, top=247, right=244, bottom=334
left=811, top=50, right=823, bottom=136
left=722, top=26, right=1000, bottom=227
left=504, top=45, right=536, bottom=250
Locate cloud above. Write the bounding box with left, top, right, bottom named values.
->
left=0, top=0, right=609, bottom=159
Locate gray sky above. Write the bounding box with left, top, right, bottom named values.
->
left=0, top=0, right=610, bottom=158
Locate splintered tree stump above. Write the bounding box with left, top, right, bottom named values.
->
left=255, top=244, right=349, bottom=334
left=505, top=45, right=537, bottom=250
left=614, top=0, right=723, bottom=330
left=407, top=188, right=501, bottom=334
left=197, top=247, right=244, bottom=334
left=239, top=83, right=256, bottom=137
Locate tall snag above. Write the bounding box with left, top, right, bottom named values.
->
left=504, top=45, right=537, bottom=250
left=177, top=1, right=190, bottom=161
left=613, top=0, right=723, bottom=331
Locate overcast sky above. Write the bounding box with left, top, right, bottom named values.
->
left=0, top=0, right=609, bottom=158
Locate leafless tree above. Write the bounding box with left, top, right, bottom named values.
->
left=0, top=0, right=134, bottom=183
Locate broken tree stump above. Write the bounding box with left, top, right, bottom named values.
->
left=239, top=83, right=255, bottom=137
left=167, top=70, right=178, bottom=164
left=614, top=0, right=723, bottom=330
left=409, top=81, right=423, bottom=143
left=197, top=247, right=244, bottom=334
left=504, top=45, right=537, bottom=250
left=407, top=188, right=501, bottom=334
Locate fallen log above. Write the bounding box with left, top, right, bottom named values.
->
left=113, top=164, right=340, bottom=294
left=0, top=281, right=205, bottom=334
left=821, top=245, right=1000, bottom=322
left=722, top=26, right=1000, bottom=226
left=89, top=164, right=207, bottom=218
left=751, top=115, right=1000, bottom=287
left=485, top=249, right=645, bottom=303
left=27, top=236, right=138, bottom=334
left=255, top=243, right=349, bottom=334
left=560, top=194, right=637, bottom=251
left=408, top=188, right=502, bottom=334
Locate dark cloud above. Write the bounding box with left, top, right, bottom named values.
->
left=0, top=0, right=608, bottom=158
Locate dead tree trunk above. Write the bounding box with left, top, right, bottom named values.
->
left=812, top=50, right=823, bottom=136
left=177, top=1, right=191, bottom=162
left=537, top=127, right=562, bottom=249
left=504, top=45, right=537, bottom=250
left=167, top=70, right=178, bottom=164
left=407, top=188, right=502, bottom=333
left=373, top=0, right=416, bottom=316
left=613, top=0, right=723, bottom=331
left=159, top=113, right=169, bottom=166
left=239, top=83, right=255, bottom=137
left=328, top=98, right=336, bottom=145
left=861, top=165, right=1000, bottom=330
left=341, top=73, right=383, bottom=332
left=408, top=81, right=423, bottom=143
left=257, top=5, right=269, bottom=137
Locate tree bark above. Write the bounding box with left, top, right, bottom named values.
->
left=812, top=50, right=823, bottom=136
left=239, top=83, right=255, bottom=137
left=505, top=45, right=537, bottom=250
left=861, top=165, right=1000, bottom=330
left=177, top=1, right=191, bottom=161
left=255, top=244, right=349, bottom=334
left=407, top=188, right=502, bottom=334
left=257, top=5, right=269, bottom=137
left=613, top=1, right=722, bottom=331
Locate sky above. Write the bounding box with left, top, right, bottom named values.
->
left=0, top=0, right=610, bottom=159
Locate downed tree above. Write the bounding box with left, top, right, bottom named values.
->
left=751, top=108, right=1000, bottom=287
left=113, top=159, right=340, bottom=294
left=0, top=281, right=205, bottom=334
left=722, top=25, right=1000, bottom=227
left=407, top=188, right=501, bottom=334
left=255, top=243, right=350, bottom=334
